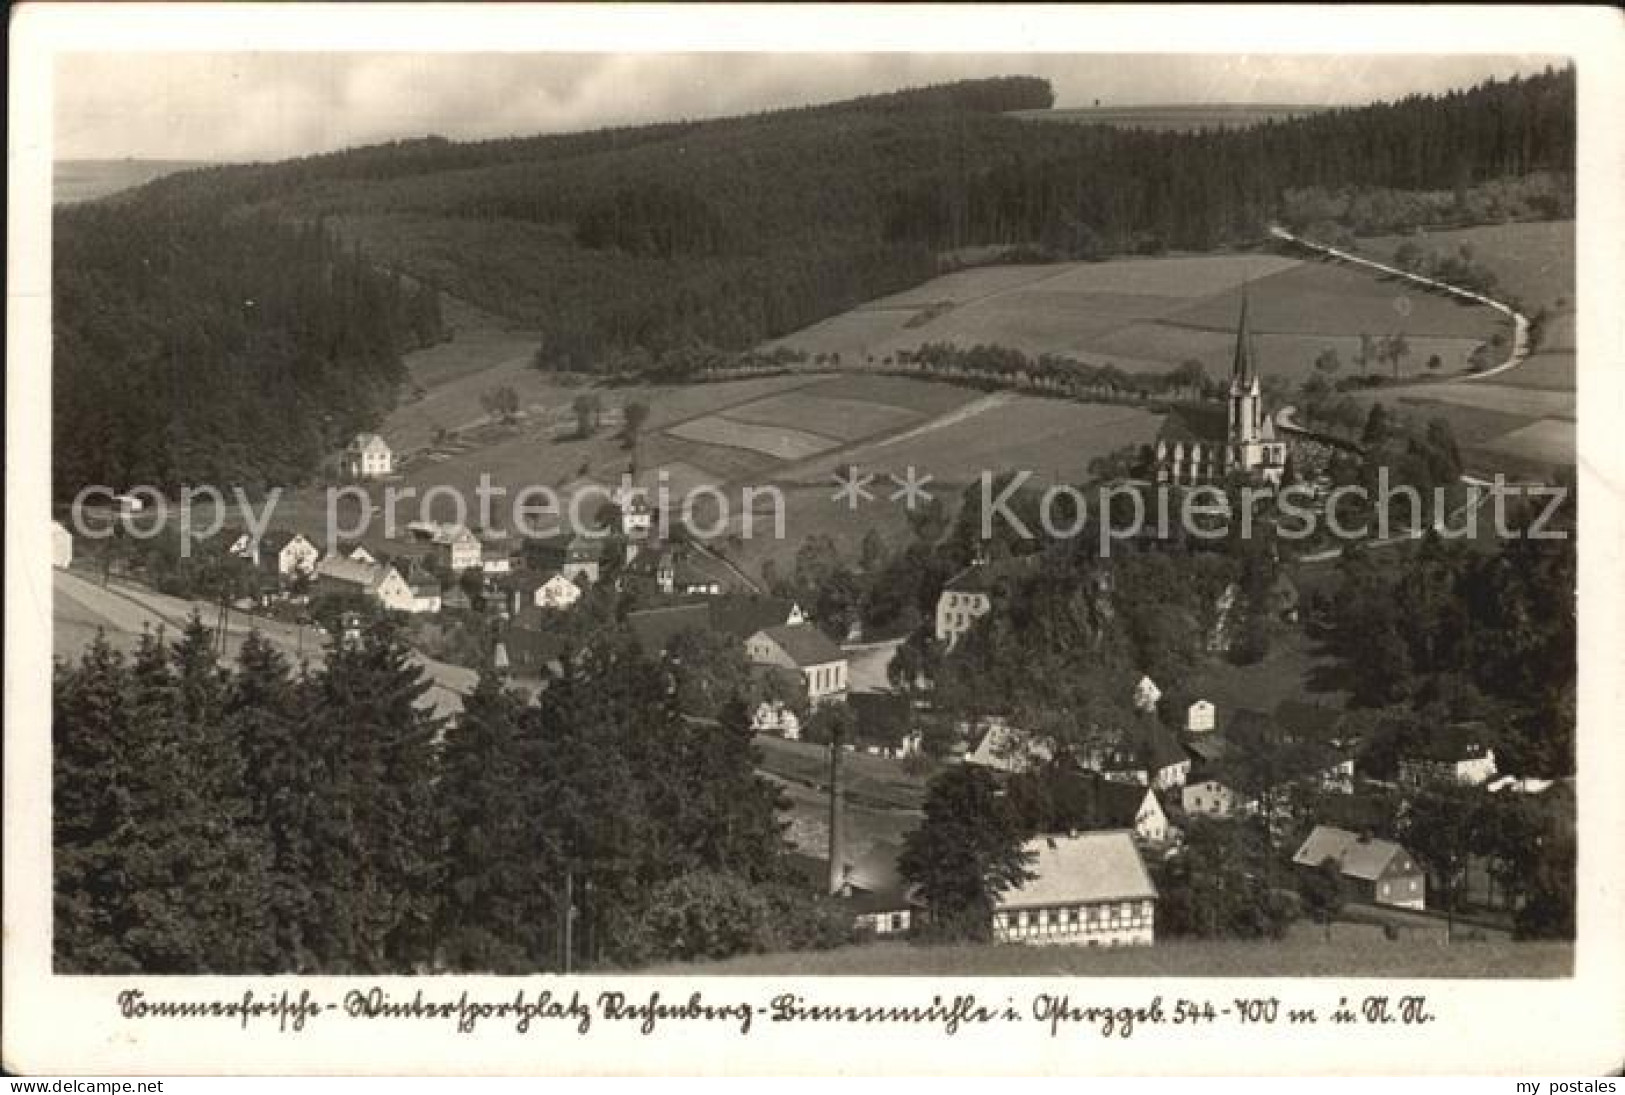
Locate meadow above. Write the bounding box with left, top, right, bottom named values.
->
left=767, top=250, right=1507, bottom=385
left=645, top=929, right=1571, bottom=977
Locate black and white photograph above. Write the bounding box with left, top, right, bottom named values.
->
left=6, top=3, right=1623, bottom=1078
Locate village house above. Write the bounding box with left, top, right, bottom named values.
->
left=334, top=542, right=377, bottom=566
left=962, top=718, right=1054, bottom=776
left=1186, top=699, right=1216, bottom=733
left=993, top=831, right=1158, bottom=947
left=1398, top=722, right=1499, bottom=787
left=230, top=530, right=322, bottom=577
left=344, top=433, right=394, bottom=479
left=313, top=556, right=437, bottom=615
left=745, top=624, right=848, bottom=706
left=933, top=556, right=1032, bottom=648
left=407, top=521, right=483, bottom=572
left=1099, top=718, right=1190, bottom=791
left=403, top=565, right=444, bottom=614
left=1095, top=779, right=1172, bottom=846
left=1293, top=825, right=1426, bottom=911
left=1181, top=773, right=1245, bottom=819
left=53, top=521, right=74, bottom=569
left=508, top=568, right=582, bottom=614
left=522, top=531, right=606, bottom=586
left=1154, top=295, right=1287, bottom=487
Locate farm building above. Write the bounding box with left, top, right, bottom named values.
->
left=993, top=831, right=1158, bottom=947
left=1397, top=722, right=1498, bottom=787
left=406, top=521, right=483, bottom=572
left=344, top=433, right=394, bottom=479
left=53, top=521, right=73, bottom=569
left=1154, top=296, right=1287, bottom=487
left=1293, top=826, right=1426, bottom=911
left=745, top=624, right=848, bottom=706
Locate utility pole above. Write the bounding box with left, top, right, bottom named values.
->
left=562, top=867, right=574, bottom=974
left=826, top=719, right=846, bottom=896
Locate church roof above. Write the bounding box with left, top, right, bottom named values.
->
left=1158, top=403, right=1229, bottom=447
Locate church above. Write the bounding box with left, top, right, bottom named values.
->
left=1154, top=296, right=1287, bottom=486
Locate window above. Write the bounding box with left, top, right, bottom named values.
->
left=891, top=914, right=904, bottom=932
left=1016, top=911, right=1028, bottom=929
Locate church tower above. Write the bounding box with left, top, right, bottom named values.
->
left=1227, top=293, right=1265, bottom=474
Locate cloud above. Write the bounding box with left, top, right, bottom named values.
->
left=53, top=52, right=1559, bottom=161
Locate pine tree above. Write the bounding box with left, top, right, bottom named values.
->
left=436, top=668, right=542, bottom=972
left=899, top=765, right=1033, bottom=941
left=305, top=618, right=445, bottom=972
left=53, top=635, right=141, bottom=972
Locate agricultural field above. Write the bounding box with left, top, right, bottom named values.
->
left=667, top=416, right=840, bottom=461
left=767, top=250, right=1506, bottom=384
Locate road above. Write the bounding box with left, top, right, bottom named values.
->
left=1267, top=225, right=1531, bottom=382
left=55, top=568, right=474, bottom=719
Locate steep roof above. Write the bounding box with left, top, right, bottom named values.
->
left=348, top=432, right=390, bottom=454
left=1231, top=292, right=1257, bottom=387
left=1095, top=780, right=1158, bottom=829
left=1405, top=721, right=1496, bottom=763
left=1135, top=718, right=1188, bottom=773
left=964, top=722, right=1053, bottom=775
left=711, top=594, right=798, bottom=639
left=315, top=555, right=381, bottom=588
left=1157, top=403, right=1229, bottom=448
left=626, top=602, right=711, bottom=655
left=756, top=623, right=845, bottom=668
left=1293, top=825, right=1414, bottom=882
left=999, top=831, right=1157, bottom=910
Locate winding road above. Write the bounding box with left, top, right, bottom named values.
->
left=1266, top=225, right=1531, bottom=382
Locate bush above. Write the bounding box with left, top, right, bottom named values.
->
left=631, top=870, right=776, bottom=964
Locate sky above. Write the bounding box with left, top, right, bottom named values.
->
left=54, top=52, right=1561, bottom=162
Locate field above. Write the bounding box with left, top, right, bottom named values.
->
left=644, top=929, right=1571, bottom=977
left=667, top=416, right=840, bottom=461
left=768, top=251, right=1506, bottom=384
left=1008, top=104, right=1329, bottom=132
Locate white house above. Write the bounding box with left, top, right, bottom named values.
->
left=1096, top=780, right=1172, bottom=846
left=314, top=556, right=437, bottom=615
left=513, top=570, right=582, bottom=612
left=745, top=624, right=848, bottom=706
left=1132, top=675, right=1162, bottom=714
left=232, top=531, right=321, bottom=577
left=1293, top=826, right=1426, bottom=911
left=345, top=433, right=394, bottom=479
left=993, top=831, right=1158, bottom=947
left=1186, top=699, right=1216, bottom=733
left=1182, top=776, right=1252, bottom=819
left=750, top=699, right=803, bottom=740
left=53, top=521, right=73, bottom=569
left=408, top=521, right=483, bottom=572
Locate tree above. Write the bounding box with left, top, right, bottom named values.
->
left=665, top=627, right=757, bottom=719
left=1380, top=333, right=1412, bottom=379
left=899, top=765, right=1033, bottom=942
left=1397, top=779, right=1483, bottom=942
left=304, top=618, right=445, bottom=972
left=622, top=399, right=651, bottom=448
left=1153, top=818, right=1296, bottom=940
left=1299, top=858, right=1347, bottom=942
left=436, top=669, right=543, bottom=972
left=572, top=393, right=603, bottom=438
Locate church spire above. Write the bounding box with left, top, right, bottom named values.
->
left=1231, top=290, right=1257, bottom=389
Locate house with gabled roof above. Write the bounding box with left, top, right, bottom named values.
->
left=993, top=831, right=1158, bottom=947
left=933, top=555, right=1034, bottom=649
left=1095, top=780, right=1171, bottom=846
left=1293, top=825, right=1426, bottom=910
left=508, top=568, right=582, bottom=613
left=746, top=623, right=848, bottom=706
left=963, top=718, right=1054, bottom=776
left=344, top=433, right=393, bottom=479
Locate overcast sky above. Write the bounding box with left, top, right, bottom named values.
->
left=55, top=52, right=1560, bottom=162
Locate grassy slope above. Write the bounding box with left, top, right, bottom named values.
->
left=645, top=924, right=1571, bottom=977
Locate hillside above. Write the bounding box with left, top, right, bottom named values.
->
left=53, top=158, right=212, bottom=204
left=54, top=70, right=1574, bottom=494
left=118, top=71, right=1570, bottom=370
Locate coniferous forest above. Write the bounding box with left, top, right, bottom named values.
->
left=52, top=203, right=445, bottom=498
left=54, top=619, right=848, bottom=974
left=54, top=69, right=1574, bottom=481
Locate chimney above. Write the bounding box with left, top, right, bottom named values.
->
left=826, top=731, right=846, bottom=897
